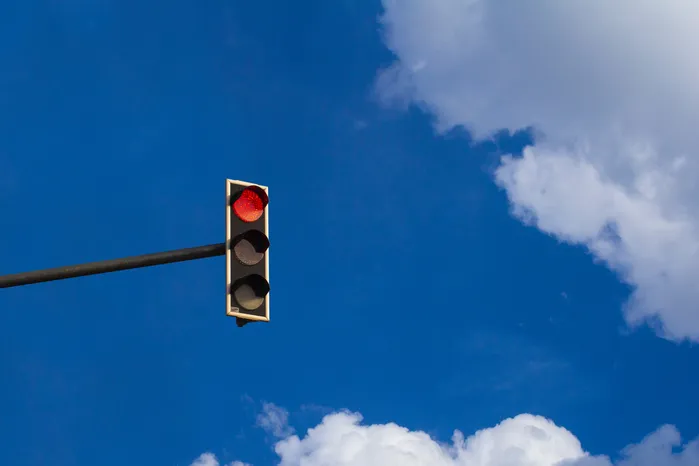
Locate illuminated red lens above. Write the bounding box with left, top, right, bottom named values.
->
left=233, top=188, right=266, bottom=223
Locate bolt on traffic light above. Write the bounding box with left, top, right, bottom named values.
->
left=226, top=179, right=270, bottom=327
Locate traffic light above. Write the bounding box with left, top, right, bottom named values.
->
left=226, top=179, right=270, bottom=327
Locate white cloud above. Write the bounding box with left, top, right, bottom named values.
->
left=376, top=0, right=699, bottom=341
left=190, top=453, right=220, bottom=466
left=189, top=452, right=249, bottom=466
left=257, top=402, right=295, bottom=439
left=275, top=412, right=586, bottom=466
left=210, top=410, right=698, bottom=465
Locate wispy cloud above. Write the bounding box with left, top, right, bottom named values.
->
left=189, top=452, right=249, bottom=466
left=256, top=402, right=295, bottom=439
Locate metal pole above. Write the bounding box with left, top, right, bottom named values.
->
left=0, top=243, right=226, bottom=289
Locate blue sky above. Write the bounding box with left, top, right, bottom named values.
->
left=1, top=1, right=698, bottom=465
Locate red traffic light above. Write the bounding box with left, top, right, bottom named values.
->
left=232, top=186, right=268, bottom=223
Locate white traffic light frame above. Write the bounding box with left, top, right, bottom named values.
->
left=226, top=178, right=270, bottom=322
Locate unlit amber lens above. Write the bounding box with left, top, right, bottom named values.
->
left=234, top=238, right=264, bottom=266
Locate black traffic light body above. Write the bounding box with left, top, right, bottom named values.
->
left=226, top=179, right=270, bottom=325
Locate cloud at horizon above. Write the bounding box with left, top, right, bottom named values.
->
left=195, top=407, right=698, bottom=466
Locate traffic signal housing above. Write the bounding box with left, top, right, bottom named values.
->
left=226, top=179, right=270, bottom=326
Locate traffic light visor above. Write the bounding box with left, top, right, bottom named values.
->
left=232, top=186, right=268, bottom=223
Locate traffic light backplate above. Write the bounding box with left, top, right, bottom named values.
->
left=226, top=179, right=270, bottom=324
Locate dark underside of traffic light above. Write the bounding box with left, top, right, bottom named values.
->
left=227, top=181, right=270, bottom=327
